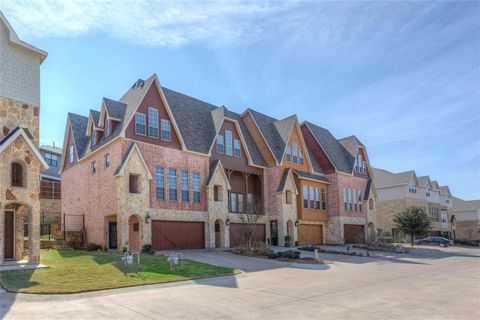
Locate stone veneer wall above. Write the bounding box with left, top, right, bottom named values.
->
left=0, top=135, right=42, bottom=263
left=0, top=97, right=39, bottom=146
left=455, top=220, right=480, bottom=241
left=40, top=198, right=61, bottom=222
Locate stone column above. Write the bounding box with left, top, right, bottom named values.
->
left=0, top=206, right=4, bottom=264
left=28, top=206, right=40, bottom=263
left=143, top=220, right=152, bottom=247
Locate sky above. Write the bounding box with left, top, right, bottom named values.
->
left=2, top=1, right=479, bottom=199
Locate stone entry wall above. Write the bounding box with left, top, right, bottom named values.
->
left=0, top=97, right=39, bottom=145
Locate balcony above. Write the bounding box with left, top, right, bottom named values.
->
left=229, top=193, right=263, bottom=215
left=40, top=180, right=61, bottom=200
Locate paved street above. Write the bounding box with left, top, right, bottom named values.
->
left=1, top=246, right=479, bottom=320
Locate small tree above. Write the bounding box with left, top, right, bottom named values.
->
left=393, top=206, right=432, bottom=246
left=238, top=213, right=261, bottom=249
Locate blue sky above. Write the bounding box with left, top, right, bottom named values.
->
left=2, top=1, right=479, bottom=199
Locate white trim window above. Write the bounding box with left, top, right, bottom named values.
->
left=69, top=144, right=74, bottom=163
left=299, top=150, right=304, bottom=165
left=193, top=172, right=200, bottom=203
left=92, top=129, right=97, bottom=145
left=321, top=189, right=327, bottom=210
left=104, top=153, right=110, bottom=167
left=135, top=113, right=146, bottom=135
left=155, top=167, right=165, bottom=200
left=105, top=120, right=111, bottom=136
left=315, top=187, right=320, bottom=209
left=45, top=153, right=58, bottom=167
left=233, top=139, right=241, bottom=158
left=148, top=107, right=159, bottom=138
left=225, top=130, right=233, bottom=156
left=216, top=135, right=224, bottom=153
left=286, top=145, right=291, bottom=162
left=343, top=188, right=347, bottom=210
left=358, top=191, right=362, bottom=211
left=169, top=168, right=177, bottom=201
left=292, top=142, right=298, bottom=163
left=181, top=170, right=189, bottom=202
left=354, top=190, right=357, bottom=211
left=161, top=119, right=171, bottom=141
left=348, top=188, right=353, bottom=211
left=91, top=161, right=96, bottom=173
left=309, top=186, right=315, bottom=209
left=303, top=185, right=308, bottom=208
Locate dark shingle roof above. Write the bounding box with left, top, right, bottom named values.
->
left=338, top=135, right=364, bottom=158
left=103, top=98, right=127, bottom=120
left=248, top=109, right=290, bottom=163
left=0, top=127, right=20, bottom=145
left=163, top=87, right=266, bottom=167
left=304, top=121, right=354, bottom=174
left=293, top=169, right=330, bottom=183
left=277, top=168, right=291, bottom=192
left=114, top=141, right=136, bottom=176
left=68, top=113, right=89, bottom=158
left=90, top=110, right=100, bottom=126
left=205, top=160, right=221, bottom=186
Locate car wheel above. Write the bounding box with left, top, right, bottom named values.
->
left=440, top=243, right=445, bottom=247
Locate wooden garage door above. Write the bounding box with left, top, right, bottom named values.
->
left=229, top=223, right=266, bottom=248
left=344, top=224, right=365, bottom=244
left=298, top=224, right=323, bottom=246
left=152, top=220, right=205, bottom=250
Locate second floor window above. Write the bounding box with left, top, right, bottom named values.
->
left=92, top=130, right=97, bottom=145
left=11, top=162, right=24, bottom=187
left=161, top=119, right=171, bottom=141
left=315, top=187, right=320, bottom=209
left=148, top=107, right=159, bottom=138
left=69, top=144, right=74, bottom=163
left=181, top=170, right=189, bottom=202
left=225, top=130, right=233, bottom=156
left=286, top=190, right=293, bottom=204
left=91, top=161, right=96, bottom=173
left=309, top=186, right=315, bottom=209
left=358, top=191, right=362, bottom=211
left=105, top=120, right=111, bottom=136
left=104, top=153, right=110, bottom=167
left=156, top=167, right=164, bottom=200
left=193, top=172, right=201, bottom=203
left=286, top=145, right=291, bottom=162
left=129, top=174, right=139, bottom=193
left=303, top=185, right=308, bottom=208
left=343, top=188, right=347, bottom=210
left=354, top=190, right=357, bottom=211
left=45, top=153, right=58, bottom=167
left=292, top=142, right=298, bottom=163
left=169, top=168, right=177, bottom=201
left=233, top=139, right=241, bottom=158
left=135, top=113, right=146, bottom=135
left=321, top=189, right=327, bottom=210
left=299, top=151, right=304, bottom=165
left=216, top=135, right=224, bottom=153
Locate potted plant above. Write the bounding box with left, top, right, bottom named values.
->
left=284, top=235, right=292, bottom=247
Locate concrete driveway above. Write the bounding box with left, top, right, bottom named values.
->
left=1, top=246, right=479, bottom=320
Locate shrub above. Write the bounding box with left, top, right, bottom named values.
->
left=141, top=244, right=154, bottom=254
left=277, top=250, right=301, bottom=259
left=122, top=246, right=128, bottom=253
left=85, top=243, right=101, bottom=251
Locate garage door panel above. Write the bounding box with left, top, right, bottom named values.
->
left=298, top=224, right=323, bottom=246
left=229, top=223, right=266, bottom=248
left=344, top=224, right=365, bottom=244
left=152, top=220, right=205, bottom=250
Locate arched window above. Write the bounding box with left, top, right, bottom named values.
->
left=11, top=162, right=24, bottom=187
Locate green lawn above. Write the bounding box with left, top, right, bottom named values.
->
left=0, top=249, right=236, bottom=294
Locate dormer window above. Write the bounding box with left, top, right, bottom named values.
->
left=233, top=139, right=241, bottom=158
left=161, top=119, right=171, bottom=141
left=225, top=130, right=233, bottom=156
left=286, top=146, right=291, bottom=162
left=45, top=153, right=58, bottom=167
left=92, top=129, right=97, bottom=145
left=408, top=182, right=417, bottom=194
left=425, top=188, right=431, bottom=197
left=69, top=144, right=74, bottom=163
left=105, top=120, right=111, bottom=136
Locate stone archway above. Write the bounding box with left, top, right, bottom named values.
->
left=214, top=219, right=225, bottom=248
left=128, top=215, right=142, bottom=251
left=2, top=202, right=35, bottom=263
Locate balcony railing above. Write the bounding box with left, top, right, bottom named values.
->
left=229, top=193, right=263, bottom=215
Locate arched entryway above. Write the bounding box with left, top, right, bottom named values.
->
left=287, top=220, right=294, bottom=240
left=214, top=219, right=225, bottom=248
left=128, top=215, right=142, bottom=251
left=2, top=202, right=33, bottom=263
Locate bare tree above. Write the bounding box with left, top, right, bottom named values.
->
left=237, top=213, right=261, bottom=249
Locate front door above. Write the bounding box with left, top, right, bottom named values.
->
left=108, top=222, right=117, bottom=250
left=270, top=220, right=278, bottom=246
left=4, top=210, right=15, bottom=260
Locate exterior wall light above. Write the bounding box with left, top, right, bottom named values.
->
left=225, top=218, right=230, bottom=225
left=145, top=212, right=151, bottom=224
left=295, top=220, right=299, bottom=227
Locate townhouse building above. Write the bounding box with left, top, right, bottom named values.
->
left=452, top=197, right=480, bottom=242
left=61, top=74, right=377, bottom=251
left=39, top=145, right=62, bottom=223
left=0, top=12, right=48, bottom=264
left=371, top=168, right=453, bottom=241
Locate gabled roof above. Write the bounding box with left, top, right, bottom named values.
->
left=431, top=180, right=440, bottom=191
left=371, top=168, right=418, bottom=188
left=303, top=121, right=354, bottom=174
left=205, top=160, right=231, bottom=190
left=246, top=109, right=293, bottom=164
left=0, top=127, right=48, bottom=169
left=103, top=98, right=127, bottom=120
left=113, top=142, right=152, bottom=179
left=277, top=168, right=299, bottom=194
left=338, top=135, right=364, bottom=158
left=67, top=113, right=89, bottom=158
left=439, top=186, right=452, bottom=197
left=417, top=176, right=433, bottom=188
left=0, top=11, right=47, bottom=62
